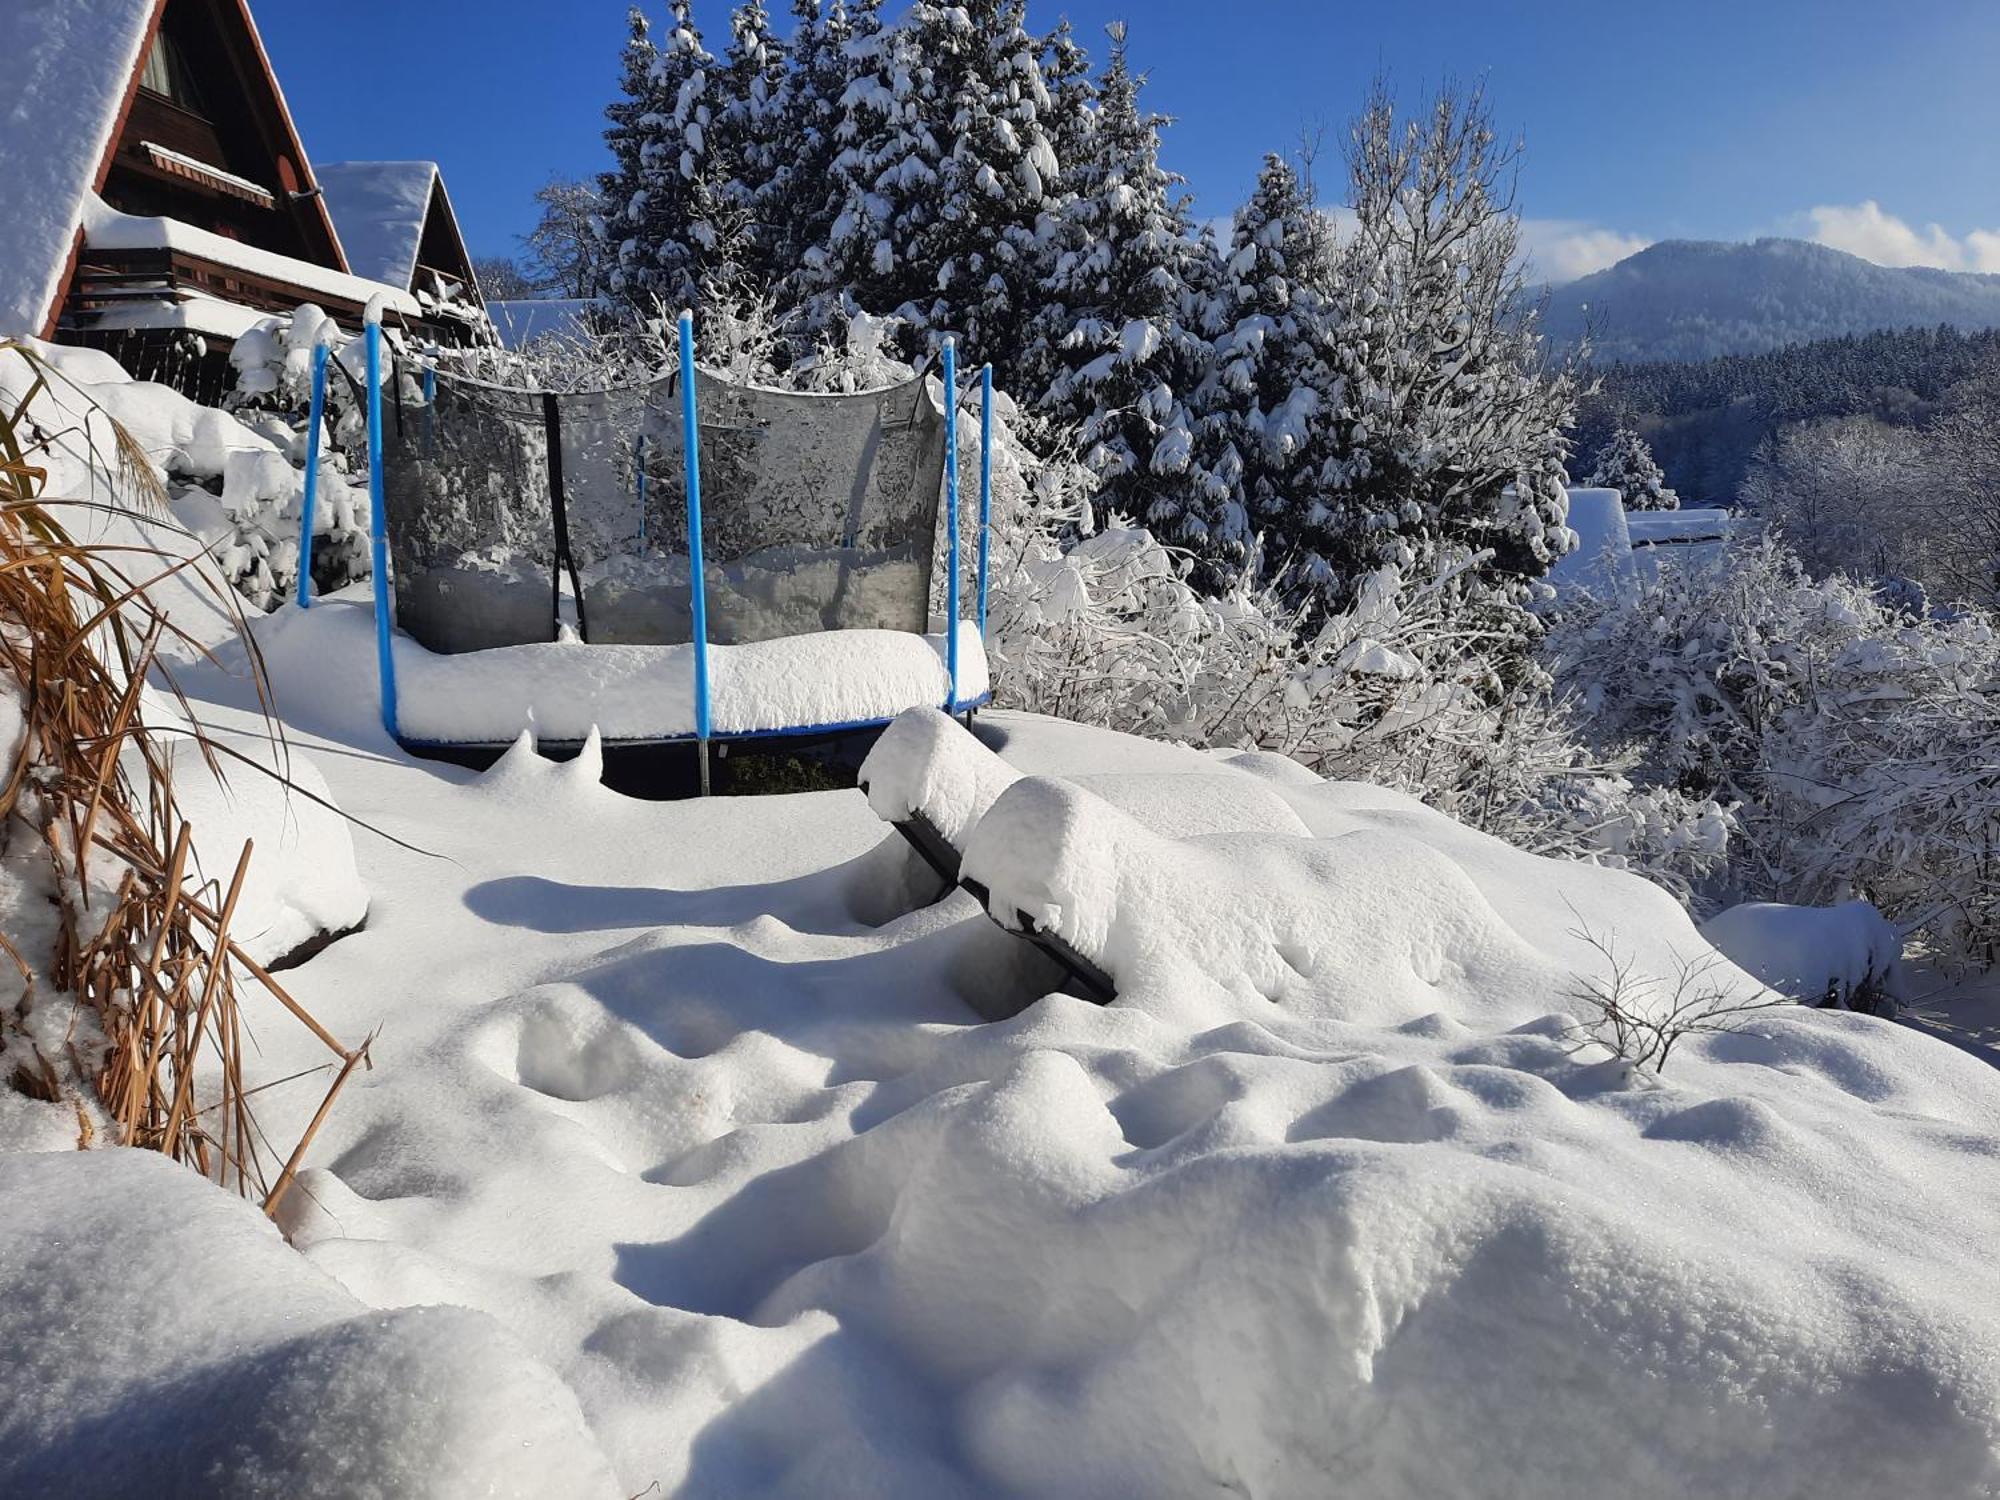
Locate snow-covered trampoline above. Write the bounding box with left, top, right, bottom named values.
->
left=301, top=312, right=991, bottom=787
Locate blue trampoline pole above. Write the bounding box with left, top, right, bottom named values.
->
left=296, top=341, right=328, bottom=609
left=635, top=432, right=648, bottom=548
left=943, top=338, right=960, bottom=710
left=421, top=361, right=436, bottom=456
left=678, top=310, right=712, bottom=795
left=365, top=319, right=399, bottom=741
left=978, top=362, right=992, bottom=638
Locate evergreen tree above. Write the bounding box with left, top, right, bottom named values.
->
left=1586, top=425, right=1680, bottom=510
left=813, top=0, right=1066, bottom=378
left=1191, top=152, right=1339, bottom=589
left=1038, top=16, right=1096, bottom=199
left=597, top=9, right=665, bottom=305
left=768, top=0, right=873, bottom=307
left=661, top=4, right=742, bottom=302
left=593, top=0, right=722, bottom=314
left=710, top=0, right=790, bottom=288
left=1029, top=23, right=1214, bottom=543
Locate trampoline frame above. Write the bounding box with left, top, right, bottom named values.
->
left=301, top=310, right=994, bottom=789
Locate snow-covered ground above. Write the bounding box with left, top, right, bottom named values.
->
left=7, top=596, right=2000, bottom=1497
left=3, top=331, right=1999, bottom=1494
left=1904, top=968, right=2000, bottom=1070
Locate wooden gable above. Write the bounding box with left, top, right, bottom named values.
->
left=414, top=173, right=482, bottom=307
left=95, top=0, right=347, bottom=275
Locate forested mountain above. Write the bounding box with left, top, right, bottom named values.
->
left=1541, top=238, right=2000, bottom=364
left=1575, top=323, right=2000, bottom=503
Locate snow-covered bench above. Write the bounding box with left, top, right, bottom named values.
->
left=858, top=707, right=1313, bottom=1001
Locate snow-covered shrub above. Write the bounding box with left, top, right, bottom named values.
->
left=1700, top=900, right=1907, bottom=1016
left=1550, top=537, right=2000, bottom=964
left=982, top=450, right=1732, bottom=901
left=1740, top=416, right=1936, bottom=589
left=210, top=304, right=376, bottom=607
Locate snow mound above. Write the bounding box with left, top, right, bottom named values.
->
left=959, top=769, right=1727, bottom=1027
left=1702, top=899, right=1907, bottom=1007
left=0, top=1148, right=619, bottom=1498
left=155, top=703, right=367, bottom=966
left=12, top=706, right=2000, bottom=1498
left=0, top=340, right=290, bottom=656
left=862, top=706, right=1021, bottom=847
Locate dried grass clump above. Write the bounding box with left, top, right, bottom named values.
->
left=0, top=339, right=367, bottom=1217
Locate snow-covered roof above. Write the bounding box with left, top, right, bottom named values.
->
left=1548, top=487, right=1639, bottom=601
left=489, top=299, right=601, bottom=349
left=83, top=194, right=419, bottom=317
left=0, top=0, right=160, bottom=335
left=1627, top=508, right=1734, bottom=547
left=316, top=161, right=443, bottom=291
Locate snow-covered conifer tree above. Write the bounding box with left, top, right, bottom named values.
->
left=595, top=1, right=722, bottom=313
left=766, top=0, right=873, bottom=308
left=708, top=1, right=790, bottom=290
left=1028, top=23, right=1215, bottom=543
left=1586, top=424, right=1680, bottom=510
left=598, top=9, right=666, bottom=305
left=814, top=0, right=1065, bottom=378
left=1189, top=152, right=1339, bottom=589
left=1038, top=16, right=1096, bottom=200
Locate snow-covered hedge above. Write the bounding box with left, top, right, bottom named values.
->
left=1551, top=538, right=2000, bottom=964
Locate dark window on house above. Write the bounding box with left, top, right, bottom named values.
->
left=139, top=32, right=207, bottom=115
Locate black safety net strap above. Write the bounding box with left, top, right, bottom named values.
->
left=541, top=391, right=590, bottom=643
left=331, top=354, right=364, bottom=403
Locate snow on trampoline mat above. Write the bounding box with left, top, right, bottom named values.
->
left=254, top=597, right=989, bottom=746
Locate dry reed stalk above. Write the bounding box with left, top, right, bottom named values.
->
left=0, top=339, right=368, bottom=1216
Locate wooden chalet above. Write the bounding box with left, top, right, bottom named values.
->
left=0, top=0, right=488, bottom=400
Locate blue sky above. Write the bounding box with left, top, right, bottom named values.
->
left=258, top=0, right=2000, bottom=282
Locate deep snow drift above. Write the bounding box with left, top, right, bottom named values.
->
left=7, top=614, right=2000, bottom=1497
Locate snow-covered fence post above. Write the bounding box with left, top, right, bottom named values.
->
left=678, top=309, right=712, bottom=796
left=978, top=362, right=992, bottom=638
left=296, top=340, right=328, bottom=609
left=364, top=305, right=399, bottom=740
left=943, top=337, right=961, bottom=709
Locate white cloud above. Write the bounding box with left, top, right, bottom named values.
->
left=1517, top=220, right=1651, bottom=284
left=1806, top=201, right=2000, bottom=273
left=1201, top=207, right=1649, bottom=285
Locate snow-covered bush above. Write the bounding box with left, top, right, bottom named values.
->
left=1550, top=537, right=2000, bottom=964
left=982, top=447, right=1732, bottom=900
left=212, top=304, right=376, bottom=607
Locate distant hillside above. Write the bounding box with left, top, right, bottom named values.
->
left=1540, top=238, right=2000, bottom=364
left=1573, top=323, right=2000, bottom=505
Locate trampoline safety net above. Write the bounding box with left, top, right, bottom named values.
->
left=381, top=364, right=949, bottom=654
